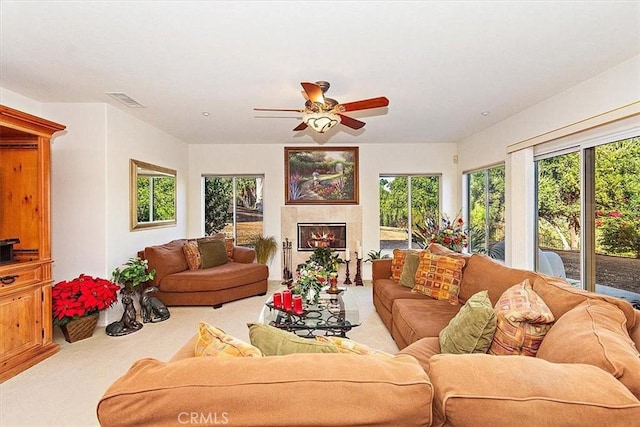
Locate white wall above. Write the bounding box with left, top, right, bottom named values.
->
left=188, top=142, right=459, bottom=280
left=457, top=54, right=640, bottom=268
left=0, top=87, right=42, bottom=116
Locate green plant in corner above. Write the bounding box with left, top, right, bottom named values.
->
left=111, top=257, right=156, bottom=293
left=251, top=235, right=278, bottom=264
left=364, top=250, right=390, bottom=263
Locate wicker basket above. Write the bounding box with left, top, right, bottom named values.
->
left=60, top=313, right=99, bottom=343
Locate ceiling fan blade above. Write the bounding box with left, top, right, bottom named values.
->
left=293, top=122, right=308, bottom=131
left=337, top=97, right=389, bottom=112
left=301, top=82, right=325, bottom=104
left=254, top=108, right=304, bottom=112
left=337, top=114, right=365, bottom=130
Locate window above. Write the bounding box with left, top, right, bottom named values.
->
left=379, top=175, right=440, bottom=251
left=203, top=175, right=264, bottom=246
left=465, top=165, right=505, bottom=257
left=535, top=136, right=640, bottom=307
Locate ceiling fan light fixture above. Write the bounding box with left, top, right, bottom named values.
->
left=303, top=112, right=341, bottom=133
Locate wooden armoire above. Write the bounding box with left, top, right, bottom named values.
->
left=0, top=105, right=65, bottom=382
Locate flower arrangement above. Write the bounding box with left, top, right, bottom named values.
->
left=293, top=248, right=343, bottom=304
left=52, top=275, right=120, bottom=326
left=111, top=257, right=156, bottom=293
left=413, top=212, right=468, bottom=251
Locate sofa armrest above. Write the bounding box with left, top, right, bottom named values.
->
left=232, top=246, right=256, bottom=263
left=98, top=353, right=433, bottom=427
left=372, top=258, right=392, bottom=280
left=428, top=353, right=640, bottom=426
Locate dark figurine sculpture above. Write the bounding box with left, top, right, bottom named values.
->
left=105, top=293, right=143, bottom=336
left=140, top=286, right=170, bottom=323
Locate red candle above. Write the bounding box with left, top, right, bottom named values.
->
left=282, top=290, right=292, bottom=310
left=292, top=295, right=303, bottom=314
left=272, top=292, right=282, bottom=308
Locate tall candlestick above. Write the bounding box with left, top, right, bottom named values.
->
left=355, top=258, right=363, bottom=286
left=344, top=260, right=352, bottom=285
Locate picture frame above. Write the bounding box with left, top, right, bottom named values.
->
left=285, top=146, right=359, bottom=205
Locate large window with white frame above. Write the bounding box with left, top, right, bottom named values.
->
left=534, top=136, right=640, bottom=308
left=379, top=174, right=440, bottom=252
left=203, top=175, right=264, bottom=246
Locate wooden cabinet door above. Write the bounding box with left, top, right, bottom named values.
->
left=0, top=282, right=44, bottom=363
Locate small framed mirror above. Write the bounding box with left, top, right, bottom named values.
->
left=130, top=159, right=177, bottom=230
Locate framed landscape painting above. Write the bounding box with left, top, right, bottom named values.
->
left=285, top=146, right=359, bottom=205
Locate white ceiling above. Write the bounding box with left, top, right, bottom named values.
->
left=1, top=1, right=639, bottom=145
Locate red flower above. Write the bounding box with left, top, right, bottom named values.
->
left=52, top=274, right=120, bottom=326
left=609, top=211, right=622, bottom=218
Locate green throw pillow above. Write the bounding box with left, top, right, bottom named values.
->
left=398, top=251, right=420, bottom=288
left=198, top=239, right=228, bottom=268
left=439, top=290, right=497, bottom=354
left=247, top=323, right=339, bottom=356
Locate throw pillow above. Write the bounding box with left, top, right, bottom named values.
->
left=536, top=299, right=640, bottom=399
left=398, top=251, right=420, bottom=288
left=391, top=249, right=410, bottom=281
left=182, top=241, right=202, bottom=270
left=198, top=239, right=228, bottom=268
left=224, top=238, right=234, bottom=260
left=412, top=251, right=465, bottom=304
left=247, top=323, right=339, bottom=356
left=315, top=336, right=394, bottom=359
left=488, top=279, right=555, bottom=356
left=439, top=290, right=497, bottom=354
left=195, top=321, right=263, bottom=358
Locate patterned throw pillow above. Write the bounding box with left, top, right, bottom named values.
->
left=489, top=279, right=555, bottom=356
left=182, top=241, right=202, bottom=270
left=224, top=238, right=235, bottom=260
left=315, top=336, right=394, bottom=359
left=195, top=321, right=263, bottom=358
left=439, top=290, right=497, bottom=354
left=412, top=252, right=465, bottom=304
left=398, top=251, right=420, bottom=288
left=391, top=249, right=410, bottom=281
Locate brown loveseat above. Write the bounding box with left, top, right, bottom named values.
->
left=141, top=238, right=268, bottom=308
left=98, top=245, right=640, bottom=426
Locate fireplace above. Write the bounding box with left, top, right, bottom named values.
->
left=297, top=223, right=346, bottom=251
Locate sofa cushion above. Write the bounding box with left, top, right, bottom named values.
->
left=195, top=321, right=262, bottom=358
left=489, top=279, right=555, bottom=357
left=144, top=239, right=188, bottom=285
left=536, top=299, right=640, bottom=399
left=428, top=353, right=640, bottom=426
left=315, top=336, right=393, bottom=359
left=158, top=262, right=268, bottom=293
left=397, top=337, right=441, bottom=372
left=391, top=249, right=411, bottom=281
left=182, top=241, right=202, bottom=270
left=458, top=254, right=539, bottom=304
left=413, top=251, right=465, bottom=304
left=392, top=298, right=460, bottom=346
left=398, top=251, right=420, bottom=288
left=198, top=238, right=228, bottom=268
left=439, top=290, right=496, bottom=354
left=373, top=278, right=431, bottom=316
left=247, top=323, right=338, bottom=356
left=97, top=353, right=434, bottom=427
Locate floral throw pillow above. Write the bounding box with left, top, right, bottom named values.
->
left=195, top=321, right=263, bottom=358
left=182, top=241, right=202, bottom=270
left=412, top=251, right=465, bottom=304
left=488, top=279, right=555, bottom=357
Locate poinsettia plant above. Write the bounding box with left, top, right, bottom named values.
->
left=52, top=274, right=120, bottom=326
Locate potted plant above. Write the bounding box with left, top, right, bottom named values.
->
left=111, top=257, right=156, bottom=294
left=251, top=235, right=278, bottom=264
left=364, top=250, right=391, bottom=263
left=52, top=274, right=120, bottom=342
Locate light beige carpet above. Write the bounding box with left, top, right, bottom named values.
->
left=0, top=281, right=398, bottom=427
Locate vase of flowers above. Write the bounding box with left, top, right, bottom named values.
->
left=413, top=212, right=468, bottom=251
left=52, top=274, right=120, bottom=342
left=293, top=248, right=344, bottom=304
left=111, top=257, right=156, bottom=320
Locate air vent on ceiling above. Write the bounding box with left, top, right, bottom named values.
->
left=105, top=92, right=145, bottom=108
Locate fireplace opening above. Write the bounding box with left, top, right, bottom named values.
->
left=297, top=223, right=346, bottom=251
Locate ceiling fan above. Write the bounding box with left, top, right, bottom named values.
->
left=254, top=81, right=389, bottom=133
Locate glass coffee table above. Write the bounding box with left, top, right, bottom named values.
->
left=259, top=287, right=360, bottom=338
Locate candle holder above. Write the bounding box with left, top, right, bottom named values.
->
left=354, top=257, right=363, bottom=286
left=343, top=260, right=352, bottom=285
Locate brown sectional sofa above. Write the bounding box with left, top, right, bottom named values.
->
left=98, top=245, right=640, bottom=426
left=141, top=238, right=268, bottom=308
